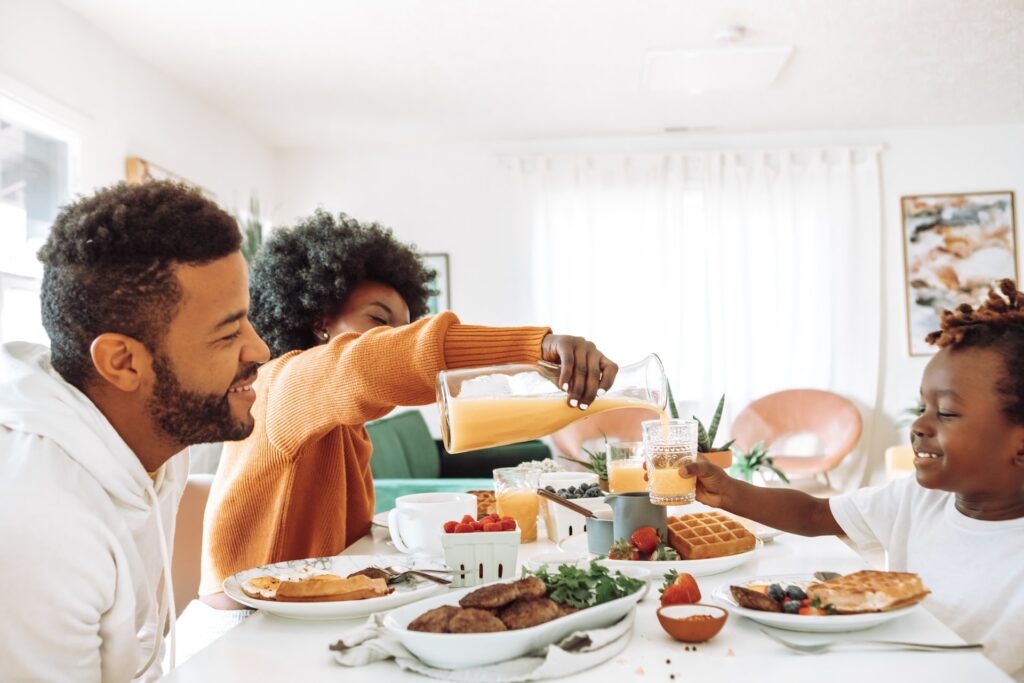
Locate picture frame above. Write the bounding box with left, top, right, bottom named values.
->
left=422, top=253, right=451, bottom=315
left=900, top=190, right=1018, bottom=356
left=125, top=156, right=216, bottom=199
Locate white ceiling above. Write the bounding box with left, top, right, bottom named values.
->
left=59, top=0, right=1024, bottom=149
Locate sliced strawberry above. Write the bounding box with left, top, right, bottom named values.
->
left=608, top=539, right=640, bottom=561
left=630, top=526, right=660, bottom=555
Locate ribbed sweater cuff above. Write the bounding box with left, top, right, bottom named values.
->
left=444, top=325, right=551, bottom=368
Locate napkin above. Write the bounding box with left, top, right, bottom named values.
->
left=329, top=610, right=635, bottom=682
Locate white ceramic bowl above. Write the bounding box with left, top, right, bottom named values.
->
left=383, top=579, right=646, bottom=669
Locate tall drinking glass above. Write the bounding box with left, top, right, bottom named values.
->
left=493, top=467, right=540, bottom=542
left=642, top=419, right=697, bottom=506
left=606, top=441, right=647, bottom=493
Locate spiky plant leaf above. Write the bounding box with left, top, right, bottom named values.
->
left=707, top=394, right=726, bottom=447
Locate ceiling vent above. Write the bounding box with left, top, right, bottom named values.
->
left=644, top=41, right=793, bottom=94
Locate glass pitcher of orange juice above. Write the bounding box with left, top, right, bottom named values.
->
left=437, top=354, right=667, bottom=453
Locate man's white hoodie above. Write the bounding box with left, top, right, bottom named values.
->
left=0, top=342, right=187, bottom=682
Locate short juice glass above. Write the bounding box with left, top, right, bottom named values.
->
left=606, top=441, right=647, bottom=494
left=642, top=418, right=697, bottom=506
left=493, top=467, right=540, bottom=542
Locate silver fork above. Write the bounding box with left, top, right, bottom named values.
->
left=759, top=628, right=983, bottom=654
left=384, top=566, right=452, bottom=586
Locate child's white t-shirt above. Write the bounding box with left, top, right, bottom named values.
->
left=830, top=475, right=1024, bottom=680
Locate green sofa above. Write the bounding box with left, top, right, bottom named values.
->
left=366, top=410, right=550, bottom=512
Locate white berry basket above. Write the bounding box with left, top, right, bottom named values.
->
left=549, top=496, right=610, bottom=543
left=539, top=472, right=598, bottom=540
left=441, top=529, right=521, bottom=587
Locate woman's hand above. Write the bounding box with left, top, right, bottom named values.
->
left=540, top=334, right=618, bottom=410
left=679, top=457, right=736, bottom=509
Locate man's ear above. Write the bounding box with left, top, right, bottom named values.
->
left=1014, top=433, right=1024, bottom=470
left=89, top=333, right=152, bottom=392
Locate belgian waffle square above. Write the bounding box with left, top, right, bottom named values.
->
left=666, top=512, right=757, bottom=560
left=807, top=570, right=930, bottom=614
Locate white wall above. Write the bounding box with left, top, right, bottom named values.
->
left=275, top=124, right=1024, bottom=473
left=0, top=0, right=274, bottom=208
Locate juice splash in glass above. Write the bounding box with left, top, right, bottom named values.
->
left=642, top=418, right=697, bottom=506
left=494, top=467, right=540, bottom=542
left=437, top=354, right=667, bottom=453
left=606, top=441, right=648, bottom=493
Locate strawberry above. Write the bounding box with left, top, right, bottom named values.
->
left=482, top=522, right=503, bottom=532
left=461, top=515, right=476, bottom=525
left=471, top=521, right=484, bottom=531
left=500, top=519, right=517, bottom=531
left=501, top=516, right=515, bottom=523
left=454, top=523, right=475, bottom=533
left=659, top=571, right=701, bottom=606
left=630, top=526, right=660, bottom=555
left=443, top=520, right=457, bottom=533
left=798, top=605, right=827, bottom=616
left=607, top=539, right=640, bottom=561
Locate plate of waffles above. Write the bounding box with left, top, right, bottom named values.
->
left=558, top=511, right=762, bottom=577
left=223, top=554, right=447, bottom=620
left=712, top=571, right=930, bottom=633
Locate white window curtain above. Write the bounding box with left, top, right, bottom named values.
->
left=511, top=147, right=882, bottom=489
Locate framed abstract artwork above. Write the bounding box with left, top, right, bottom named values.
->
left=422, top=253, right=451, bottom=315
left=900, top=191, right=1018, bottom=355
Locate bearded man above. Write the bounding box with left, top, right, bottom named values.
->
left=0, top=180, right=269, bottom=681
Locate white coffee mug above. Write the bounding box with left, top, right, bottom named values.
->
left=387, top=492, right=477, bottom=557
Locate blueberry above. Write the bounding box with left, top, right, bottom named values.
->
left=785, top=585, right=807, bottom=601
left=782, top=600, right=801, bottom=614
left=767, top=584, right=785, bottom=602
left=557, top=489, right=568, bottom=497
left=586, top=488, right=601, bottom=497
left=545, top=486, right=556, bottom=492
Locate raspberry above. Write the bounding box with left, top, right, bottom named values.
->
left=500, top=519, right=516, bottom=531
left=501, top=516, right=515, bottom=523
left=482, top=522, right=503, bottom=532
left=471, top=521, right=484, bottom=531
left=461, top=515, right=476, bottom=525
left=487, top=514, right=501, bottom=522
left=443, top=521, right=457, bottom=533
left=454, top=523, right=475, bottom=533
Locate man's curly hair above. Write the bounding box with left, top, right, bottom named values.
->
left=249, top=210, right=435, bottom=357
left=38, top=181, right=242, bottom=389
left=926, top=278, right=1024, bottom=424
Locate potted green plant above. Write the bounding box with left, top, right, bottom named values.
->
left=560, top=432, right=610, bottom=491
left=666, top=384, right=734, bottom=468
left=238, top=195, right=264, bottom=263
left=729, top=441, right=790, bottom=484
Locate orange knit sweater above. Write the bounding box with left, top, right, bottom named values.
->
left=198, top=312, right=549, bottom=595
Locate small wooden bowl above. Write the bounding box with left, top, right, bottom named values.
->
left=656, top=603, right=728, bottom=643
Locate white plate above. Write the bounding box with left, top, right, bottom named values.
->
left=223, top=554, right=447, bottom=620
left=383, top=578, right=646, bottom=669
left=712, top=574, right=923, bottom=633
left=558, top=533, right=761, bottom=577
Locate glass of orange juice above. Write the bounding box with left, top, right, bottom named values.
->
left=493, top=467, right=540, bottom=542
left=642, top=419, right=697, bottom=505
left=606, top=441, right=647, bottom=493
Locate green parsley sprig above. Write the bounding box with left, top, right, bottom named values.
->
left=524, top=561, right=645, bottom=609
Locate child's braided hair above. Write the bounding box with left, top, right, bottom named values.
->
left=926, top=278, right=1024, bottom=424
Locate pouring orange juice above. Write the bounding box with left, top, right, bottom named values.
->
left=437, top=354, right=667, bottom=453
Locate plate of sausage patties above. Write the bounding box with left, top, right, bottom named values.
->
left=381, top=564, right=647, bottom=670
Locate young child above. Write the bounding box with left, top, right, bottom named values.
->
left=682, top=279, right=1024, bottom=679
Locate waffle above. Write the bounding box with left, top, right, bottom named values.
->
left=467, top=490, right=497, bottom=517
left=806, top=570, right=930, bottom=614
left=666, top=512, right=757, bottom=560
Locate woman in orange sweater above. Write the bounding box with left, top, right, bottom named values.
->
left=197, top=210, right=617, bottom=610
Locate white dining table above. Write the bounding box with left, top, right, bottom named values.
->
left=164, top=522, right=1011, bottom=682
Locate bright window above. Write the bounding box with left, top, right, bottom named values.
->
left=0, top=88, right=80, bottom=344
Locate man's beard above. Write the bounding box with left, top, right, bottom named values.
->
left=147, top=354, right=259, bottom=446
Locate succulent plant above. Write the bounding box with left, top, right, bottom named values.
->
left=694, top=394, right=735, bottom=453
left=729, top=440, right=790, bottom=484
